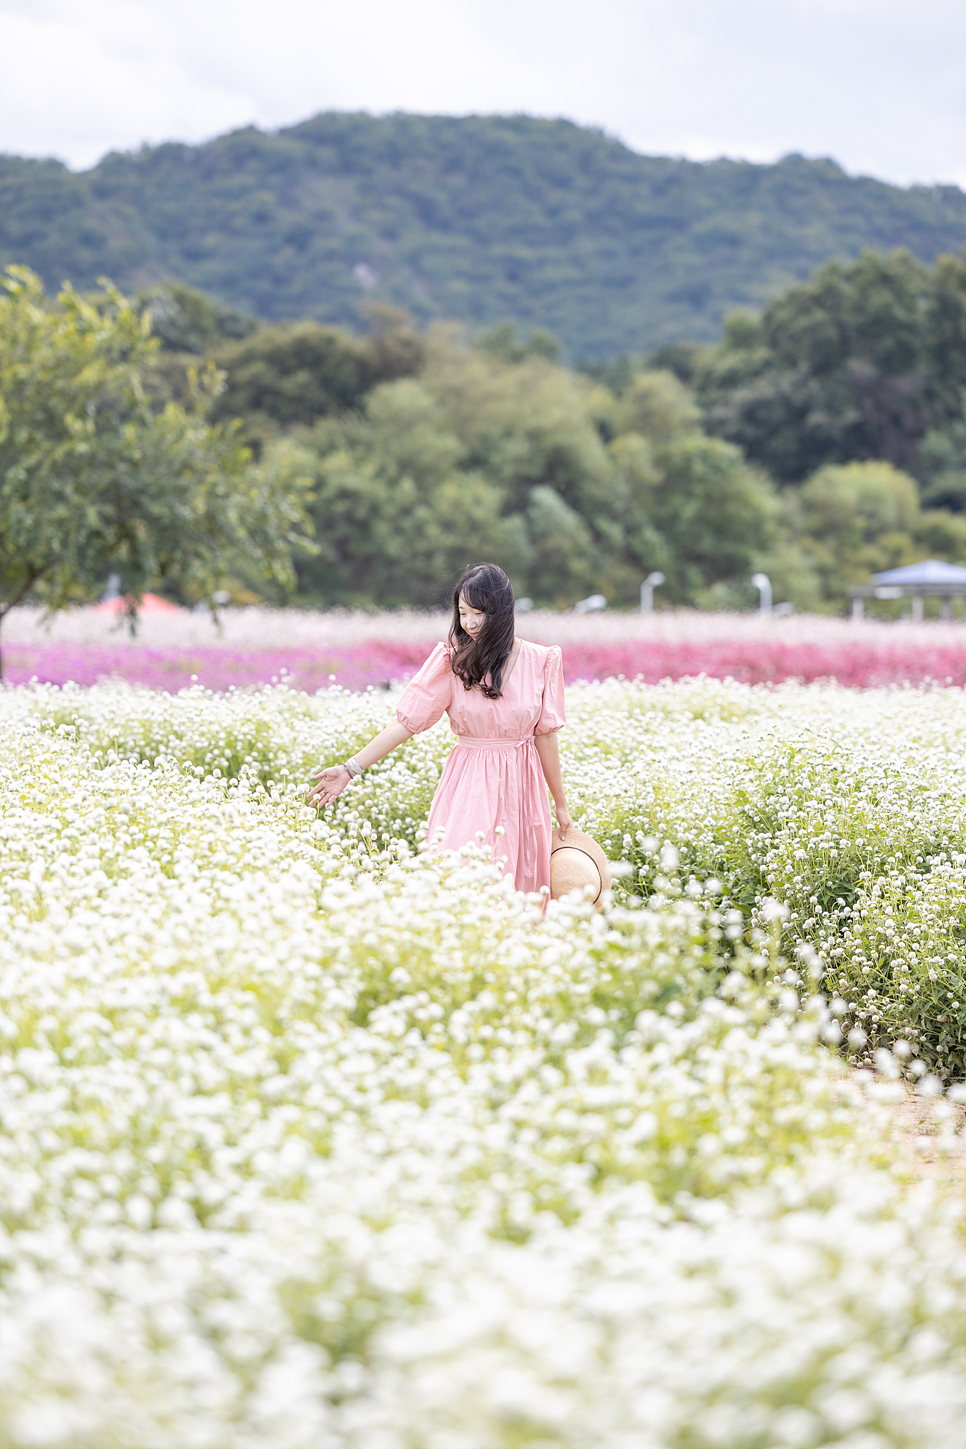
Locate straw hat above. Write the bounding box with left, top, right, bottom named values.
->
left=550, top=827, right=612, bottom=906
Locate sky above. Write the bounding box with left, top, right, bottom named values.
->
left=0, top=0, right=963, bottom=188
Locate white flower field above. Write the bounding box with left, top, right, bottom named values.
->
left=3, top=675, right=966, bottom=1447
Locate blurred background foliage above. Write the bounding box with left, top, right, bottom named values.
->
left=3, top=103, right=966, bottom=615
left=2, top=112, right=965, bottom=359
left=131, top=241, right=966, bottom=613
left=694, top=249, right=966, bottom=485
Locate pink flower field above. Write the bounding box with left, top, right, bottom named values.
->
left=5, top=606, right=966, bottom=692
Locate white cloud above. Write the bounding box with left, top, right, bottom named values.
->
left=0, top=0, right=963, bottom=186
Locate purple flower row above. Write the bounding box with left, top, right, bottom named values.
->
left=7, top=633, right=966, bottom=692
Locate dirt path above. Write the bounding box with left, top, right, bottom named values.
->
left=884, top=1086, right=966, bottom=1186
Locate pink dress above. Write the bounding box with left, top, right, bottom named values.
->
left=395, top=640, right=566, bottom=894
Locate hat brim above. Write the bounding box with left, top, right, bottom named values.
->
left=550, top=827, right=612, bottom=905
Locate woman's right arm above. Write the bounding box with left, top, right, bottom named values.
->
left=309, top=640, right=450, bottom=809
left=306, top=719, right=413, bottom=808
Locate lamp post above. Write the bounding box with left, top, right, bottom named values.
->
left=640, top=571, right=665, bottom=614
left=574, top=593, right=607, bottom=614
left=751, top=572, right=773, bottom=614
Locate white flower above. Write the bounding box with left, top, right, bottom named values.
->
left=1, top=673, right=965, bottom=1447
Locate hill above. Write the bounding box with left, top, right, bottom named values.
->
left=2, top=112, right=965, bottom=358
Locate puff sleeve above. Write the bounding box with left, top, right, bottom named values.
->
left=535, top=645, right=566, bottom=735
left=395, top=642, right=454, bottom=734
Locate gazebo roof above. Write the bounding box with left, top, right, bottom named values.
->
left=872, top=559, right=966, bottom=586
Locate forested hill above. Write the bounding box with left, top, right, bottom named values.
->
left=3, top=112, right=965, bottom=358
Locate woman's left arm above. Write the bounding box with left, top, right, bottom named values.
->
left=534, top=730, right=573, bottom=838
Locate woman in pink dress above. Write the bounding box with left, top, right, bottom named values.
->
left=308, top=563, right=572, bottom=895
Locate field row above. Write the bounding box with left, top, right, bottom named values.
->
left=20, top=672, right=966, bottom=1077
left=8, top=605, right=966, bottom=691
left=3, top=678, right=966, bottom=1446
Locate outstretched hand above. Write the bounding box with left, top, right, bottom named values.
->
left=307, top=765, right=349, bottom=809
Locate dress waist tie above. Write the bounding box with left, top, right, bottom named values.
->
left=456, top=735, right=535, bottom=749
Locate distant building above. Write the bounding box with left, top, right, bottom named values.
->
left=849, top=560, right=966, bottom=621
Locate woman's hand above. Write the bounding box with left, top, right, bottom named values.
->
left=307, top=765, right=350, bottom=809
left=555, top=803, right=574, bottom=839
left=305, top=724, right=412, bottom=811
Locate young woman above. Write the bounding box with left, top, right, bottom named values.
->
left=308, top=563, right=572, bottom=895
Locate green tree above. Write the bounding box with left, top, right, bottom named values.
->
left=279, top=331, right=783, bottom=609
left=139, top=296, right=427, bottom=453
left=698, top=249, right=966, bottom=483
left=524, top=484, right=597, bottom=603
left=205, top=306, right=426, bottom=451
left=476, top=321, right=562, bottom=364
left=281, top=376, right=523, bottom=606
left=210, top=321, right=380, bottom=435
left=918, top=399, right=966, bottom=511
left=611, top=369, right=702, bottom=443
left=138, top=282, right=257, bottom=353
left=0, top=266, right=311, bottom=673
left=795, top=461, right=922, bottom=602
left=757, top=458, right=966, bottom=614
left=914, top=506, right=966, bottom=561
left=610, top=423, right=776, bottom=604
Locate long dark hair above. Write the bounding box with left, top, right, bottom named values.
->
left=449, top=563, right=516, bottom=698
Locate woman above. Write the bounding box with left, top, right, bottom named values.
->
left=308, top=563, right=572, bottom=895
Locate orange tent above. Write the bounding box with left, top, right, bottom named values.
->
left=93, top=593, right=182, bottom=616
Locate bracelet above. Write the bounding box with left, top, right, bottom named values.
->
left=343, top=757, right=364, bottom=779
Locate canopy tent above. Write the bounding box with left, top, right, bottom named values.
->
left=93, top=592, right=182, bottom=616
left=849, top=560, right=966, bottom=621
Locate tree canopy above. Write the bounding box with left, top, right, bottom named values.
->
left=696, top=248, right=966, bottom=484
left=126, top=252, right=966, bottom=617
left=7, top=235, right=966, bottom=623
left=789, top=460, right=966, bottom=602
left=275, top=332, right=775, bottom=609
left=142, top=289, right=426, bottom=454
left=0, top=267, right=311, bottom=669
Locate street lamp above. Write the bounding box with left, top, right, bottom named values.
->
left=751, top=572, right=773, bottom=614
left=640, top=571, right=665, bottom=614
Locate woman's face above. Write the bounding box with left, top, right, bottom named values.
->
left=458, top=593, right=486, bottom=639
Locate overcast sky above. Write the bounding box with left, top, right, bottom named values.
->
left=0, top=0, right=963, bottom=187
